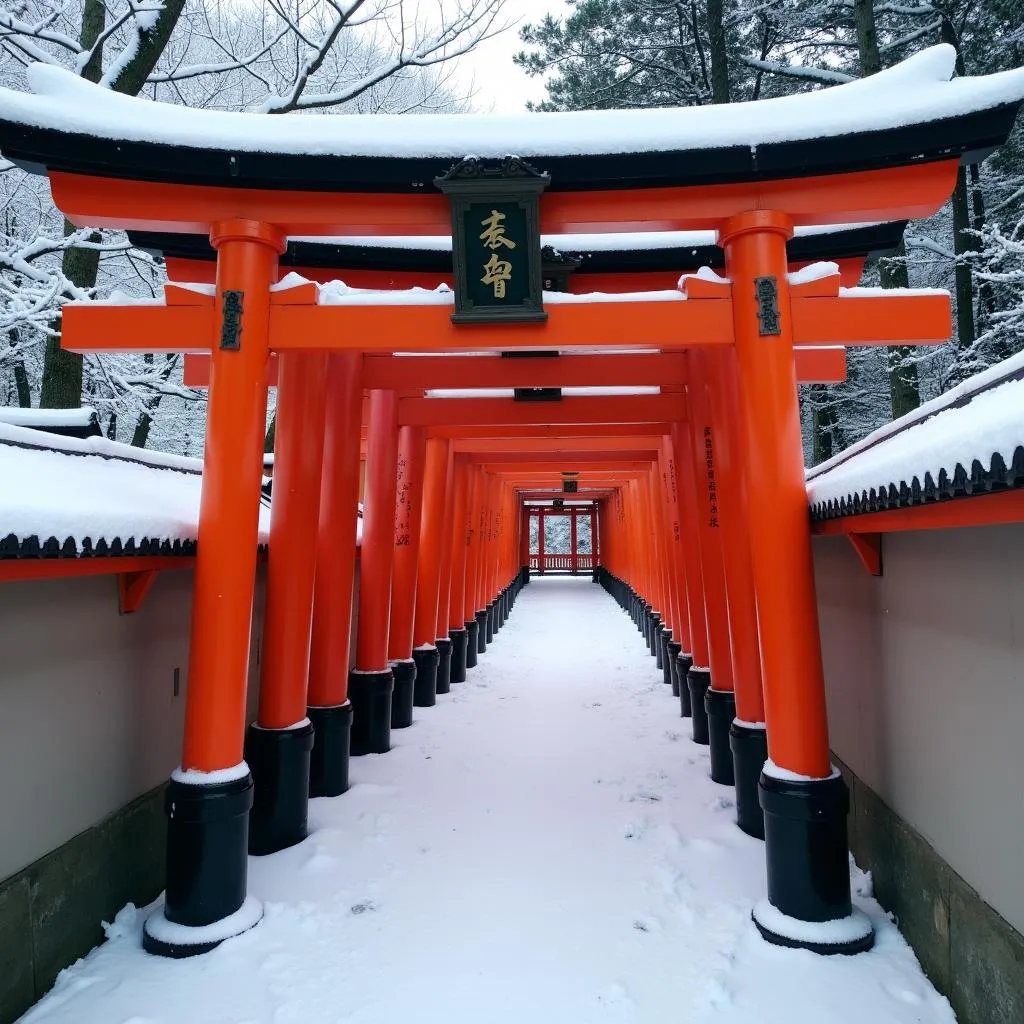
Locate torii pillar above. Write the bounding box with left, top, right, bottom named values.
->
left=722, top=210, right=873, bottom=953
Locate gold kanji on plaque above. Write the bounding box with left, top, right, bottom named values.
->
left=481, top=253, right=513, bottom=298
left=479, top=209, right=516, bottom=251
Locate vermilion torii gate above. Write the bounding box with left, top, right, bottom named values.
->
left=1, top=45, right=1021, bottom=959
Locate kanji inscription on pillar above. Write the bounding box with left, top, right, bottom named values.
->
left=704, top=426, right=719, bottom=528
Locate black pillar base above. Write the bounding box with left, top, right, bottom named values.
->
left=245, top=720, right=314, bottom=856
left=730, top=720, right=767, bottom=839
left=389, top=659, right=416, bottom=729
left=704, top=688, right=736, bottom=786
left=660, top=629, right=673, bottom=686
left=485, top=602, right=495, bottom=644
left=677, top=653, right=693, bottom=717
left=450, top=627, right=468, bottom=682
left=143, top=772, right=259, bottom=957
left=349, top=669, right=394, bottom=755
left=666, top=640, right=682, bottom=696
left=754, top=771, right=874, bottom=955
left=412, top=646, right=440, bottom=707
left=686, top=666, right=711, bottom=743
left=654, top=619, right=665, bottom=668
left=308, top=702, right=353, bottom=798
left=475, top=609, right=489, bottom=654
left=464, top=620, right=479, bottom=670
left=435, top=637, right=453, bottom=695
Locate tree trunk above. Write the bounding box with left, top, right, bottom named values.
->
left=107, top=412, right=117, bottom=440
left=951, top=164, right=976, bottom=354
left=852, top=0, right=882, bottom=76
left=13, top=361, right=32, bottom=407
left=880, top=241, right=921, bottom=418
left=37, top=0, right=187, bottom=409
left=40, top=225, right=100, bottom=408
left=854, top=0, right=921, bottom=419
left=706, top=0, right=731, bottom=103
left=264, top=415, right=277, bottom=453
left=809, top=385, right=841, bottom=465
left=131, top=410, right=153, bottom=448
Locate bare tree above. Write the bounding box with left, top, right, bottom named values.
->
left=0, top=0, right=509, bottom=447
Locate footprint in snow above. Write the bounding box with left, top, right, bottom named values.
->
left=881, top=980, right=924, bottom=1005
left=350, top=900, right=378, bottom=915
left=628, top=791, right=662, bottom=804
left=707, top=795, right=735, bottom=812
left=597, top=981, right=635, bottom=1008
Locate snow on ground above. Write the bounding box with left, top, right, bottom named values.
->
left=21, top=577, right=953, bottom=1024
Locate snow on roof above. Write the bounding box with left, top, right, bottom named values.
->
left=0, top=406, right=99, bottom=429
left=314, top=279, right=686, bottom=306
left=2, top=47, right=1021, bottom=162
left=807, top=351, right=1024, bottom=517
left=0, top=423, right=271, bottom=557
left=289, top=224, right=884, bottom=253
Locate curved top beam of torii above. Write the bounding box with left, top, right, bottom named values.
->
left=0, top=46, right=1021, bottom=233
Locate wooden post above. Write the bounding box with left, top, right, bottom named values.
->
left=350, top=389, right=399, bottom=755
left=722, top=209, right=872, bottom=951
left=307, top=352, right=363, bottom=797
left=145, top=219, right=284, bottom=957
left=387, top=425, right=427, bottom=729
left=247, top=350, right=327, bottom=855
left=411, top=438, right=451, bottom=706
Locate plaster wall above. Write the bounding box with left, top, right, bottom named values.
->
left=814, top=524, right=1024, bottom=935
left=0, top=568, right=265, bottom=885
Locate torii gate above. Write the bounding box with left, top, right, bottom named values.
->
left=1, top=45, right=1021, bottom=959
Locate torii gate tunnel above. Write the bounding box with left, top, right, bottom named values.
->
left=1, top=45, right=1021, bottom=959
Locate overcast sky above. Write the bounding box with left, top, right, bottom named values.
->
left=454, top=0, right=567, bottom=114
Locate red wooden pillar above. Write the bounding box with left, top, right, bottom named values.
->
left=307, top=352, right=363, bottom=798
left=570, top=509, right=578, bottom=575
left=446, top=456, right=471, bottom=683
left=659, top=435, right=692, bottom=700
left=537, top=509, right=545, bottom=574
left=672, top=420, right=710, bottom=717
left=247, top=349, right=327, bottom=855
left=519, top=504, right=530, bottom=581
left=722, top=210, right=871, bottom=951
left=465, top=469, right=486, bottom=661
left=351, top=389, right=399, bottom=756
left=706, top=347, right=767, bottom=835
left=432, top=447, right=458, bottom=694
left=411, top=437, right=451, bottom=706
left=145, top=219, right=284, bottom=957
left=685, top=384, right=735, bottom=749
left=387, top=425, right=427, bottom=730
left=590, top=503, right=599, bottom=579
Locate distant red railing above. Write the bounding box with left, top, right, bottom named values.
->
left=529, top=553, right=595, bottom=574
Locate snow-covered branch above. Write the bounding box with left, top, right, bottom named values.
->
left=738, top=56, right=855, bottom=86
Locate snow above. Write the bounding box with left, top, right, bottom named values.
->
left=752, top=900, right=873, bottom=947
left=316, top=279, right=687, bottom=306
left=5, top=47, right=1023, bottom=170
left=763, top=759, right=841, bottom=783
left=0, top=422, right=273, bottom=546
left=143, top=896, right=264, bottom=949
left=291, top=224, right=885, bottom=253
left=21, top=578, right=954, bottom=1024
left=733, top=719, right=767, bottom=730
left=0, top=406, right=97, bottom=428
left=807, top=348, right=1024, bottom=509
left=170, top=762, right=252, bottom=786
left=787, top=261, right=839, bottom=285
left=424, top=387, right=662, bottom=399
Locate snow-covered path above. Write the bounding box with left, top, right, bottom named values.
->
left=24, top=577, right=954, bottom=1024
